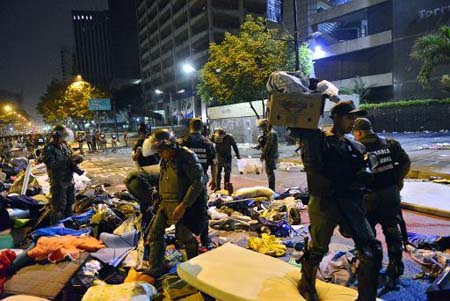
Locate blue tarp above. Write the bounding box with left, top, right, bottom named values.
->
left=31, top=226, right=91, bottom=239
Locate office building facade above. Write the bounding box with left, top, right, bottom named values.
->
left=304, top=0, right=450, bottom=101
left=72, top=10, right=113, bottom=89
left=136, top=0, right=267, bottom=121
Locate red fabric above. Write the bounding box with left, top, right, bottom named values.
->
left=27, top=235, right=105, bottom=263
left=0, top=249, right=16, bottom=294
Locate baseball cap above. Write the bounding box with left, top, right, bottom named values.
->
left=353, top=118, right=373, bottom=131
left=330, top=100, right=367, bottom=118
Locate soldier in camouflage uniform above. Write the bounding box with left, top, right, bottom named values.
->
left=144, top=129, right=207, bottom=279
left=42, top=125, right=82, bottom=224
left=257, top=119, right=279, bottom=191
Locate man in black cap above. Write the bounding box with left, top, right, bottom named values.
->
left=298, top=101, right=382, bottom=301
left=353, top=117, right=411, bottom=288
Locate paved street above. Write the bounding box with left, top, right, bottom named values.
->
left=80, top=142, right=450, bottom=301
left=80, top=131, right=450, bottom=195
left=77, top=134, right=450, bottom=301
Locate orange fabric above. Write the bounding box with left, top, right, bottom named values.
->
left=124, top=267, right=155, bottom=285
left=27, top=235, right=105, bottom=262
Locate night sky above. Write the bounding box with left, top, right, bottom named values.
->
left=0, top=0, right=108, bottom=122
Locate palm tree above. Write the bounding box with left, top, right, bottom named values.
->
left=410, top=26, right=450, bottom=87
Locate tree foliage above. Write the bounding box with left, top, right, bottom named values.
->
left=37, top=79, right=107, bottom=129
left=299, top=43, right=314, bottom=77
left=410, top=26, right=450, bottom=87
left=198, top=16, right=292, bottom=105
left=339, top=76, right=374, bottom=103
left=37, top=80, right=69, bottom=125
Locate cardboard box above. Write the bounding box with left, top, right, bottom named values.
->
left=267, top=93, right=325, bottom=129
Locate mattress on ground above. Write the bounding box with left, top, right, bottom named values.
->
left=3, top=253, right=88, bottom=299
left=178, top=243, right=369, bottom=301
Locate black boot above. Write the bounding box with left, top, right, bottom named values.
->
left=298, top=260, right=319, bottom=301
left=355, top=242, right=382, bottom=301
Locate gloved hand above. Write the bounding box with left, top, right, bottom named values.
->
left=172, top=202, right=186, bottom=221
left=208, top=180, right=217, bottom=191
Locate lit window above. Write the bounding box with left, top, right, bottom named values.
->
left=73, top=16, right=76, bottom=20
left=90, top=16, right=93, bottom=20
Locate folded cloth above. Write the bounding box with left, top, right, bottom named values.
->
left=27, top=235, right=105, bottom=263
left=90, top=231, right=139, bottom=267
left=30, top=226, right=92, bottom=239
left=0, top=250, right=17, bottom=294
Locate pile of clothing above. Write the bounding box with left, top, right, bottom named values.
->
left=205, top=186, right=309, bottom=257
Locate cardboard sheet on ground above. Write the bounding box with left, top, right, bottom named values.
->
left=177, top=243, right=376, bottom=301
left=3, top=253, right=88, bottom=299
left=401, top=182, right=450, bottom=218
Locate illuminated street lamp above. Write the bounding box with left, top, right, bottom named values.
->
left=154, top=89, right=185, bottom=129
left=3, top=104, right=12, bottom=113
left=69, top=74, right=85, bottom=90
left=182, top=63, right=196, bottom=74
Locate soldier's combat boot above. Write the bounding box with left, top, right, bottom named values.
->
left=298, top=238, right=319, bottom=301
left=224, top=182, right=234, bottom=194
left=298, top=260, right=319, bottom=301
left=355, top=241, right=382, bottom=301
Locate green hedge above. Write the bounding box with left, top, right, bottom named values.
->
left=360, top=98, right=450, bottom=110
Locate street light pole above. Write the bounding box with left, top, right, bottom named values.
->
left=169, top=92, right=174, bottom=131
left=112, top=98, right=119, bottom=138
left=293, top=0, right=300, bottom=71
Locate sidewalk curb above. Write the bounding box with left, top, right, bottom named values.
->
left=278, top=158, right=450, bottom=180
left=401, top=202, right=450, bottom=219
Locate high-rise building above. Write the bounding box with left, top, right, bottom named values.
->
left=303, top=0, right=450, bottom=101
left=60, top=46, right=75, bottom=82
left=72, top=10, right=113, bottom=89
left=136, top=0, right=267, bottom=120
left=109, top=0, right=140, bottom=80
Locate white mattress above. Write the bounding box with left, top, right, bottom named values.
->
left=177, top=243, right=375, bottom=301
